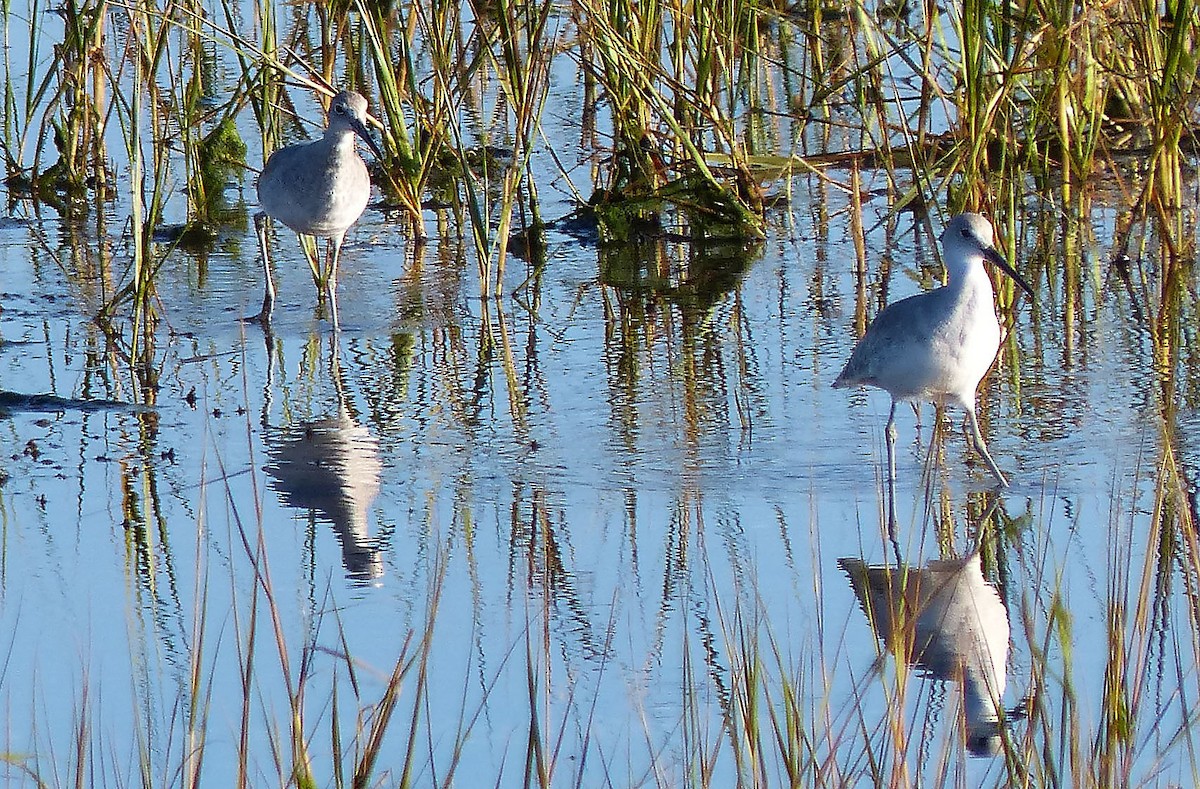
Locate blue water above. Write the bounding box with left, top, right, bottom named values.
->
left=2, top=175, right=1190, bottom=785
left=0, top=3, right=1197, bottom=786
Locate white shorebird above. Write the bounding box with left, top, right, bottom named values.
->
left=251, top=90, right=384, bottom=325
left=834, top=213, right=1032, bottom=494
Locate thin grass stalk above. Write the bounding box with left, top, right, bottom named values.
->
left=211, top=423, right=263, bottom=789
left=235, top=564, right=259, bottom=789
left=136, top=0, right=173, bottom=315
left=350, top=637, right=410, bottom=788
left=350, top=575, right=443, bottom=789
left=1126, top=0, right=1197, bottom=211
left=100, top=24, right=154, bottom=341
left=0, top=0, right=17, bottom=170
left=1067, top=9, right=1104, bottom=183
left=47, top=0, right=108, bottom=192
left=254, top=0, right=282, bottom=159
left=948, top=0, right=1030, bottom=196
left=582, top=8, right=764, bottom=233
left=1, top=0, right=57, bottom=176
left=95, top=0, right=172, bottom=345
left=230, top=471, right=315, bottom=786
left=580, top=0, right=660, bottom=191
left=353, top=0, right=434, bottom=232
left=444, top=106, right=491, bottom=295
left=180, top=0, right=205, bottom=220
left=178, top=0, right=247, bottom=230
left=959, top=0, right=988, bottom=177
left=692, top=0, right=768, bottom=211
left=479, top=0, right=555, bottom=296
left=735, top=0, right=771, bottom=158
left=393, top=559, right=445, bottom=789
left=185, top=496, right=213, bottom=789
left=848, top=0, right=894, bottom=161
left=797, top=0, right=829, bottom=123
left=408, top=0, right=496, bottom=285
left=331, top=679, right=344, bottom=789
left=523, top=611, right=549, bottom=787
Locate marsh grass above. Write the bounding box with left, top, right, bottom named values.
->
left=5, top=0, right=1199, bottom=311
left=9, top=0, right=1200, bottom=786
left=12, top=227, right=1200, bottom=789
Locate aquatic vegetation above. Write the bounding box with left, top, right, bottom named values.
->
left=5, top=0, right=1200, bottom=786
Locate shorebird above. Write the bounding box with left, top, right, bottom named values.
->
left=251, top=90, right=383, bottom=326
left=833, top=213, right=1032, bottom=497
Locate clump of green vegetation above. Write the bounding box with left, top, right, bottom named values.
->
left=194, top=115, right=248, bottom=222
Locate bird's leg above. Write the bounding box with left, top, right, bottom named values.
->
left=885, top=400, right=899, bottom=535
left=966, top=408, right=1009, bottom=488
left=323, top=234, right=345, bottom=328
left=244, top=212, right=276, bottom=324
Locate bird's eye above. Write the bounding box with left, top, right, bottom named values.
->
left=334, top=104, right=347, bottom=115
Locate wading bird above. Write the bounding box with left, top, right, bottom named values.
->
left=834, top=213, right=1032, bottom=506
left=250, top=90, right=384, bottom=326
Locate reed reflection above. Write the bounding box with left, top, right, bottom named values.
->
left=598, top=235, right=761, bottom=466
left=840, top=535, right=1010, bottom=756
left=264, top=333, right=384, bottom=583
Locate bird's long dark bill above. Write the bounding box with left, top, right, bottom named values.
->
left=985, top=247, right=1035, bottom=299
left=351, top=119, right=386, bottom=162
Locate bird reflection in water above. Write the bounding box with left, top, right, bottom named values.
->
left=840, top=537, right=1009, bottom=756
left=263, top=335, right=384, bottom=583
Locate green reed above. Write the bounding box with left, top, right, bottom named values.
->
left=1, top=0, right=52, bottom=182
left=8, top=0, right=1200, bottom=301
left=47, top=0, right=109, bottom=195
left=472, top=0, right=555, bottom=296
left=577, top=0, right=766, bottom=238
left=100, top=0, right=175, bottom=342
left=353, top=0, right=443, bottom=234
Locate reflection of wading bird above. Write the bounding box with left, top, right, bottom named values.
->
left=839, top=551, right=1010, bottom=756
left=262, top=332, right=384, bottom=582
left=250, top=90, right=384, bottom=326
left=265, top=403, right=384, bottom=582
left=833, top=213, right=1033, bottom=495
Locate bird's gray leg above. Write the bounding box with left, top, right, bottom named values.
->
left=326, top=234, right=344, bottom=328
left=886, top=400, right=899, bottom=534
left=966, top=408, right=1009, bottom=488
left=245, top=212, right=275, bottom=324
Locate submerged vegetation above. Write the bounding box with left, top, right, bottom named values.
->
left=3, top=0, right=1200, bottom=786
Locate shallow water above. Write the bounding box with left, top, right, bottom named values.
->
left=2, top=3, right=1200, bottom=785
left=3, top=165, right=1197, bottom=784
